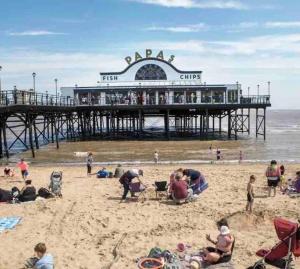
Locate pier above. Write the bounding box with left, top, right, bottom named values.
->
left=0, top=89, right=270, bottom=159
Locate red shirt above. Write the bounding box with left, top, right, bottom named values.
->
left=172, top=180, right=188, bottom=199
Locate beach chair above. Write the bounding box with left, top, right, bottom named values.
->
left=154, top=181, right=168, bottom=199
left=248, top=218, right=300, bottom=269
left=129, top=182, right=146, bottom=201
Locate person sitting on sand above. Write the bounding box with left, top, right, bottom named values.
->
left=4, top=166, right=14, bottom=177
left=17, top=158, right=29, bottom=180
left=18, top=180, right=36, bottom=202
left=246, top=175, right=256, bottom=213
left=33, top=243, right=54, bottom=269
left=204, top=224, right=234, bottom=264
left=266, top=160, right=281, bottom=197
left=182, top=168, right=206, bottom=194
left=114, top=164, right=124, bottom=178
left=290, top=171, right=300, bottom=193
left=119, top=169, right=143, bottom=201
left=170, top=173, right=193, bottom=204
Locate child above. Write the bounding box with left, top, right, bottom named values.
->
left=86, top=152, right=93, bottom=176
left=154, top=151, right=159, bottom=164
left=17, top=158, right=29, bottom=180
left=279, top=165, right=286, bottom=192
left=33, top=243, right=54, bottom=269
left=246, top=175, right=256, bottom=213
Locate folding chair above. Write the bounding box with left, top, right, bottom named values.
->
left=129, top=182, right=146, bottom=201
left=154, top=181, right=168, bottom=199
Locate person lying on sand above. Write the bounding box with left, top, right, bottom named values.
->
left=119, top=169, right=143, bottom=201
left=18, top=180, right=36, bottom=202
left=204, top=223, right=234, bottom=264
left=33, top=243, right=54, bottom=269
left=170, top=173, right=193, bottom=204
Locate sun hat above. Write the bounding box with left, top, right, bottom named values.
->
left=220, top=225, right=230, bottom=235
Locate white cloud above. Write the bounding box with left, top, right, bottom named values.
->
left=8, top=30, right=67, bottom=36
left=265, top=21, right=300, bottom=28
left=130, top=0, right=248, bottom=9
left=133, top=33, right=300, bottom=56
left=145, top=23, right=207, bottom=32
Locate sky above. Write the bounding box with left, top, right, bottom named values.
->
left=0, top=0, right=300, bottom=109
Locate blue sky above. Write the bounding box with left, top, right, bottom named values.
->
left=1, top=0, right=300, bottom=108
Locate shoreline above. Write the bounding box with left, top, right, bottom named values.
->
left=1, top=159, right=300, bottom=166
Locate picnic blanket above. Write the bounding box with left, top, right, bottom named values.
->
left=0, top=216, right=22, bottom=233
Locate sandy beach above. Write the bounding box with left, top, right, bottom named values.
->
left=0, top=163, right=299, bottom=269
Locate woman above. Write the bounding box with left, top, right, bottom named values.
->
left=266, top=160, right=281, bottom=197
left=204, top=219, right=234, bottom=264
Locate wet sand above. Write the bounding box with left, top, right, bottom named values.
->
left=0, top=163, right=299, bottom=269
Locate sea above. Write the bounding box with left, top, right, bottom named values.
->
left=2, top=110, right=300, bottom=165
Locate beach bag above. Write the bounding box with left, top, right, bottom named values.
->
left=0, top=188, right=12, bottom=202
left=97, top=170, right=109, bottom=178
left=38, top=187, right=54, bottom=199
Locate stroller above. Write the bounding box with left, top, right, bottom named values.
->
left=248, top=218, right=300, bottom=269
left=49, top=171, right=62, bottom=197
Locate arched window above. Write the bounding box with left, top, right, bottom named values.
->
left=135, top=64, right=167, bottom=80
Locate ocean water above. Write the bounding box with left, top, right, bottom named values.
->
left=3, top=109, right=300, bottom=164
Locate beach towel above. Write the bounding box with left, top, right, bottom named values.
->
left=0, top=217, right=22, bottom=233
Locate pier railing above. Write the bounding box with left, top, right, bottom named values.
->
left=0, top=90, right=270, bottom=107
left=0, top=90, right=75, bottom=107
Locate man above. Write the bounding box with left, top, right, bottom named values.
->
left=183, top=169, right=206, bottom=194
left=19, top=180, right=36, bottom=202
left=17, top=158, right=29, bottom=180
left=119, top=169, right=143, bottom=201
left=171, top=173, right=193, bottom=204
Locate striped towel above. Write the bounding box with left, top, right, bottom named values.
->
left=0, top=217, right=22, bottom=233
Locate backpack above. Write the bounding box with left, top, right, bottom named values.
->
left=38, top=187, right=54, bottom=199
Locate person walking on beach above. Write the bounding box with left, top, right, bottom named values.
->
left=246, top=175, right=256, bottom=213
left=239, top=150, right=243, bottom=163
left=216, top=148, right=221, bottom=161
left=266, top=160, right=281, bottom=197
left=86, top=152, right=93, bottom=177
left=154, top=151, right=159, bottom=164
left=17, top=158, right=29, bottom=180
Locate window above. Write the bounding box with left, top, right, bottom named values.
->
left=135, top=64, right=167, bottom=80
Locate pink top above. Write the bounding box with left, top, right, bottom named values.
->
left=266, top=165, right=281, bottom=178
left=18, top=162, right=28, bottom=171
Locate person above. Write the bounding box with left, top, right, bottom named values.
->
left=182, top=168, right=206, bottom=194
left=266, top=160, right=281, bottom=197
left=119, top=169, right=143, bottom=201
left=86, top=152, right=93, bottom=176
left=216, top=148, right=221, bottom=161
left=154, top=151, right=159, bottom=164
left=18, top=180, right=36, bottom=202
left=4, top=166, right=14, bottom=177
left=239, top=151, right=243, bottom=163
left=17, top=158, right=29, bottom=180
left=279, top=165, right=286, bottom=192
left=114, top=164, right=125, bottom=178
left=170, top=173, right=193, bottom=204
left=33, top=243, right=54, bottom=269
left=204, top=223, right=234, bottom=264
left=246, top=175, right=256, bottom=213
